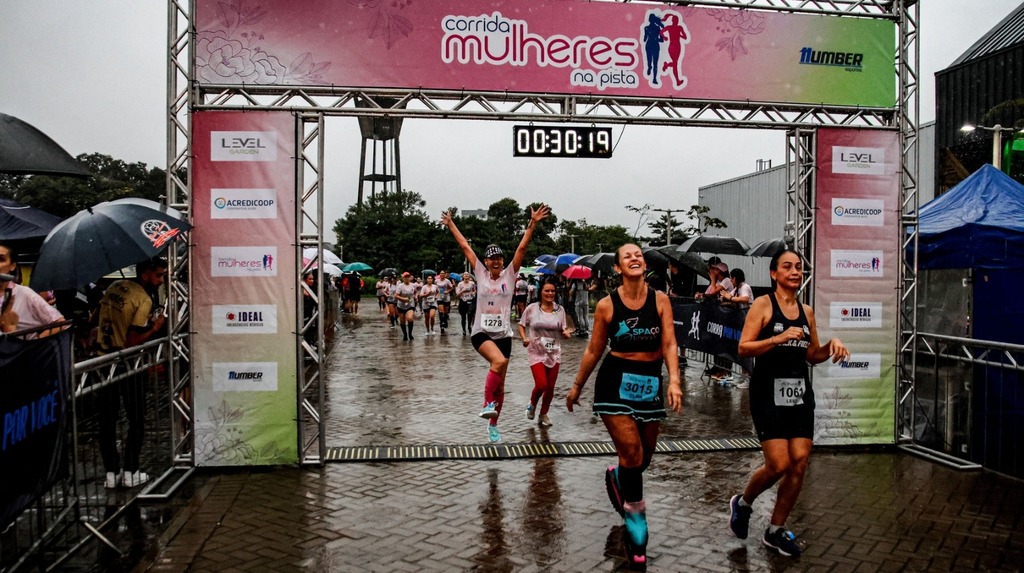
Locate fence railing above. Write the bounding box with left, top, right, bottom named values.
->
left=1, top=331, right=187, bottom=572
left=901, top=332, right=1024, bottom=479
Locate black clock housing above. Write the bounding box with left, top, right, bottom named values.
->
left=512, top=125, right=613, bottom=159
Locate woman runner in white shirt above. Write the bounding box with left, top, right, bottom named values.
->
left=441, top=204, right=550, bottom=443
left=419, top=275, right=440, bottom=335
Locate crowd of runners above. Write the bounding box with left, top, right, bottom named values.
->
left=349, top=209, right=849, bottom=570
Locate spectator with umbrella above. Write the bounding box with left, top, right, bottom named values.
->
left=94, top=256, right=168, bottom=489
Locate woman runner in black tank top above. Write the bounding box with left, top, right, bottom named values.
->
left=566, top=243, right=682, bottom=570
left=727, top=250, right=850, bottom=558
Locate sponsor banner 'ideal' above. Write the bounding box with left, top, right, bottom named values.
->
left=194, top=0, right=895, bottom=108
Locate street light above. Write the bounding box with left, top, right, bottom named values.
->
left=961, top=123, right=1017, bottom=170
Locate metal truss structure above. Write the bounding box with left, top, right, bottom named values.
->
left=168, top=0, right=920, bottom=464
left=297, top=114, right=328, bottom=465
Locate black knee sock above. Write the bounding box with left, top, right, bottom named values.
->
left=400, top=323, right=408, bottom=337
left=618, top=466, right=644, bottom=503
left=407, top=322, right=414, bottom=336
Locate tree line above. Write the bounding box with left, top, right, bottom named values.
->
left=1, top=153, right=726, bottom=272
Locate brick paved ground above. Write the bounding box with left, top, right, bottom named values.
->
left=141, top=451, right=1024, bottom=572
left=129, top=309, right=1024, bottom=572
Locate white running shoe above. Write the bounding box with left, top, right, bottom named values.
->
left=123, top=471, right=150, bottom=488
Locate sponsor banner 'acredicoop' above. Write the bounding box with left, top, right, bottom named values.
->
left=832, top=198, right=884, bottom=227
left=210, top=188, right=278, bottom=219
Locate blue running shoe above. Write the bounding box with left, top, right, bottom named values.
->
left=623, top=503, right=648, bottom=571
left=487, top=425, right=501, bottom=443
left=762, top=527, right=801, bottom=557
left=479, top=402, right=498, bottom=419
left=605, top=466, right=625, bottom=517
left=729, top=494, right=752, bottom=539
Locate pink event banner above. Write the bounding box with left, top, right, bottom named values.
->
left=195, top=0, right=896, bottom=108
left=191, top=110, right=298, bottom=466
left=813, top=128, right=900, bottom=445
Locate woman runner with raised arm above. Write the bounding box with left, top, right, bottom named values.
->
left=441, top=204, right=550, bottom=443
left=727, top=249, right=849, bottom=558
left=566, top=243, right=683, bottom=571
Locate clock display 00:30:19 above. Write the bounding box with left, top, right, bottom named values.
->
left=512, top=126, right=613, bottom=158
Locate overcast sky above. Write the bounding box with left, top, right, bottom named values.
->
left=2, top=1, right=1020, bottom=232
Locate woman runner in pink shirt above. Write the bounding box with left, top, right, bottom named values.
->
left=518, top=278, right=572, bottom=427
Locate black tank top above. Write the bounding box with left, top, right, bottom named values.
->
left=752, top=293, right=813, bottom=400
left=607, top=287, right=662, bottom=353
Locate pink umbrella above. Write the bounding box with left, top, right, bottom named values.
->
left=562, top=265, right=592, bottom=280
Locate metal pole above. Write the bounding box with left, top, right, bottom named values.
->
left=993, top=124, right=1003, bottom=170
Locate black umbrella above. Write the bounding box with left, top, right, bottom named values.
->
left=641, top=246, right=673, bottom=270
left=0, top=197, right=62, bottom=241
left=30, top=198, right=191, bottom=291
left=576, top=252, right=616, bottom=274
left=680, top=235, right=751, bottom=256
left=655, top=244, right=710, bottom=279
left=379, top=267, right=398, bottom=277
left=746, top=237, right=792, bottom=258
left=0, top=112, right=91, bottom=177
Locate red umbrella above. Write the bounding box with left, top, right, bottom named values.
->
left=562, top=265, right=592, bottom=280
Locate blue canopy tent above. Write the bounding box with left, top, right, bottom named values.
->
left=916, top=164, right=1024, bottom=270
left=915, top=164, right=1024, bottom=479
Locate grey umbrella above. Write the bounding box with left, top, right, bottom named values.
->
left=746, top=237, right=792, bottom=258
left=30, top=198, right=191, bottom=291
left=0, top=112, right=91, bottom=177
left=680, top=234, right=751, bottom=256
left=0, top=197, right=62, bottom=241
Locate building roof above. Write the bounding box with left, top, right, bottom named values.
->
left=948, top=2, right=1024, bottom=68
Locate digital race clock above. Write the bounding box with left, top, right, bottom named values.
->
left=512, top=125, right=613, bottom=159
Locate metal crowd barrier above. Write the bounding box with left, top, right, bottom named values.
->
left=1, top=328, right=188, bottom=572
left=901, top=332, right=1024, bottom=479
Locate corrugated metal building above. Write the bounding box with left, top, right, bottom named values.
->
left=696, top=124, right=935, bottom=289
left=935, top=2, right=1024, bottom=193
left=697, top=163, right=786, bottom=288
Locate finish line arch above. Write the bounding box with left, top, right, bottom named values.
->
left=165, top=0, right=922, bottom=466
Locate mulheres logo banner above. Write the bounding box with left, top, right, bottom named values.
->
left=194, top=1, right=896, bottom=108
left=831, top=250, right=883, bottom=278
left=210, top=247, right=278, bottom=277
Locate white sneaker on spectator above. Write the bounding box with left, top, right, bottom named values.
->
left=123, top=471, right=150, bottom=488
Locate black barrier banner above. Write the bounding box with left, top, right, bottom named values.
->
left=672, top=302, right=747, bottom=365
left=0, top=331, right=71, bottom=528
